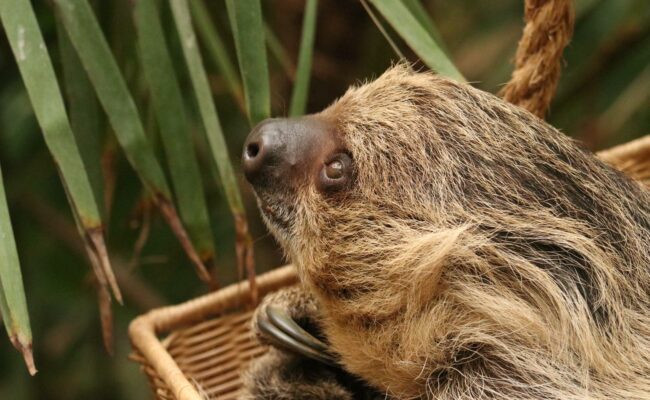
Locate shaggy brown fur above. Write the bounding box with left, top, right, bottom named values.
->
left=242, top=347, right=354, bottom=400
left=249, top=65, right=650, bottom=399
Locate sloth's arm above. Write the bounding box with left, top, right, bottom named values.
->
left=240, top=348, right=357, bottom=400
left=250, top=286, right=323, bottom=344
left=252, top=286, right=337, bottom=366
left=242, top=287, right=354, bottom=400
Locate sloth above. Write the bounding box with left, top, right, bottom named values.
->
left=240, top=65, right=650, bottom=399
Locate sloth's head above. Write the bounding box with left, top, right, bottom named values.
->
left=241, top=66, right=479, bottom=270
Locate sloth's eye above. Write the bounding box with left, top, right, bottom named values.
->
left=319, top=153, right=353, bottom=192
left=325, top=160, right=344, bottom=179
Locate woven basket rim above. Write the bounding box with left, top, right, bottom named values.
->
left=597, top=135, right=650, bottom=164
left=129, top=265, right=298, bottom=400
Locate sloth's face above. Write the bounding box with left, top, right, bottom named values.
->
left=241, top=67, right=463, bottom=269
left=241, top=116, right=358, bottom=248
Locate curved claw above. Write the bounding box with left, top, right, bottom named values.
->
left=257, top=304, right=338, bottom=367
left=266, top=305, right=330, bottom=353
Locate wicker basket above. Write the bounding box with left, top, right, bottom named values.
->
left=129, top=265, right=298, bottom=400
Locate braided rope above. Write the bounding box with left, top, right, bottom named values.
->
left=501, top=0, right=575, bottom=118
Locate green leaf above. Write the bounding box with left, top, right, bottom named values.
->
left=170, top=0, right=257, bottom=301
left=56, top=19, right=104, bottom=218
left=54, top=0, right=170, bottom=198
left=0, top=164, right=34, bottom=375
left=289, top=0, right=318, bottom=117
left=53, top=0, right=211, bottom=283
left=400, top=0, right=451, bottom=57
left=169, top=0, right=245, bottom=216
left=0, top=0, right=102, bottom=229
left=134, top=0, right=217, bottom=269
left=0, top=0, right=120, bottom=309
left=190, top=0, right=243, bottom=106
left=368, top=0, right=465, bottom=82
left=225, top=0, right=271, bottom=125
left=265, top=23, right=295, bottom=81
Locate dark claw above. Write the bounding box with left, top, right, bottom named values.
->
left=257, top=304, right=338, bottom=367
left=266, top=305, right=331, bottom=353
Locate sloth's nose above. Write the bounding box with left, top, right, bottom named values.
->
left=242, top=119, right=288, bottom=188
left=242, top=117, right=337, bottom=191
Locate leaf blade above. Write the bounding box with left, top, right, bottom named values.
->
left=169, top=0, right=245, bottom=216
left=54, top=0, right=170, bottom=197
left=53, top=0, right=211, bottom=283
left=265, top=23, right=295, bottom=81
left=134, top=0, right=218, bottom=271
left=0, top=0, right=121, bottom=310
left=56, top=18, right=104, bottom=218
left=0, top=0, right=102, bottom=228
left=170, top=0, right=257, bottom=301
left=0, top=164, right=35, bottom=375
left=368, top=0, right=465, bottom=82
left=400, top=0, right=451, bottom=57
left=289, top=0, right=318, bottom=117
left=190, top=0, right=243, bottom=106
left=225, top=0, right=271, bottom=125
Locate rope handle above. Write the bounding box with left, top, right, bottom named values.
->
left=501, top=0, right=575, bottom=118
left=501, top=1, right=650, bottom=187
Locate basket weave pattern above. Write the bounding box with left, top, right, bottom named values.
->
left=129, top=265, right=298, bottom=400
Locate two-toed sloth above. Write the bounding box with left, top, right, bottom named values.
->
left=240, top=65, right=650, bottom=400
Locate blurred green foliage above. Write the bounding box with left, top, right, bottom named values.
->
left=0, top=0, right=648, bottom=398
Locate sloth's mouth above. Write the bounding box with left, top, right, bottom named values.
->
left=258, top=198, right=293, bottom=232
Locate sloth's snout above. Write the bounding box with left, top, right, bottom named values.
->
left=242, top=117, right=340, bottom=191
left=242, top=119, right=283, bottom=187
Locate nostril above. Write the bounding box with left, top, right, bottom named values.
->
left=246, top=142, right=260, bottom=159
left=242, top=119, right=283, bottom=185
left=242, top=138, right=265, bottom=180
